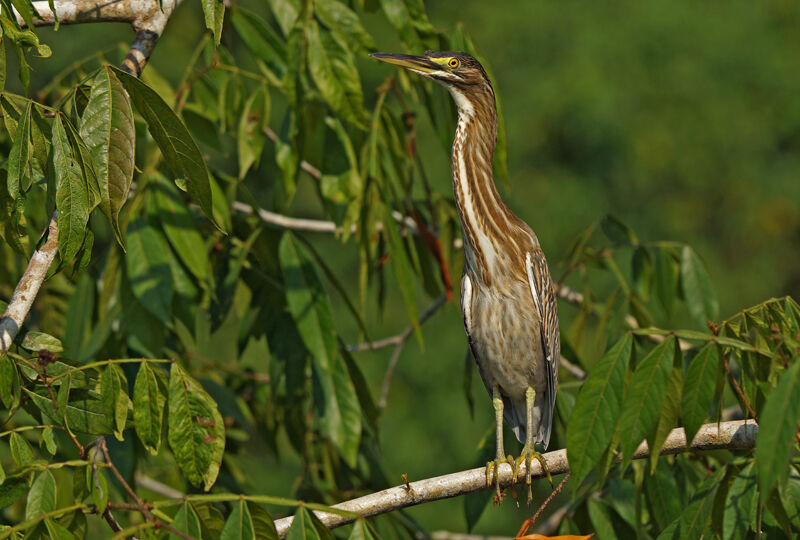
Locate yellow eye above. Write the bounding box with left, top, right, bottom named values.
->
left=448, top=58, right=459, bottom=69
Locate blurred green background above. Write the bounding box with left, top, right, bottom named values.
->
left=19, top=0, right=800, bottom=535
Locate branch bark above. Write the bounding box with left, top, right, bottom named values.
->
left=273, top=420, right=757, bottom=536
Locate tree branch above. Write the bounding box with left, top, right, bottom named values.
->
left=14, top=0, right=181, bottom=29
left=0, top=214, right=58, bottom=353
left=273, top=420, right=757, bottom=536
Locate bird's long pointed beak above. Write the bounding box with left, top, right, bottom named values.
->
left=369, top=52, right=439, bottom=74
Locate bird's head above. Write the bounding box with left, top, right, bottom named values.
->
left=370, top=51, right=494, bottom=112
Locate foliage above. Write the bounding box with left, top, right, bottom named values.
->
left=0, top=1, right=796, bottom=539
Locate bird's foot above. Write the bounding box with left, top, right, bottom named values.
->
left=485, top=454, right=515, bottom=502
left=513, top=444, right=552, bottom=503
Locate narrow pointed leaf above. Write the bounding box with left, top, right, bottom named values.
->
left=286, top=506, right=334, bottom=540
left=221, top=499, right=255, bottom=540
left=7, top=101, right=31, bottom=199
left=125, top=218, right=174, bottom=323
left=618, top=337, right=676, bottom=467
left=278, top=232, right=361, bottom=466
left=79, top=66, right=135, bottom=243
left=756, top=360, right=800, bottom=500
left=53, top=115, right=89, bottom=262
left=152, top=174, right=210, bottom=281
left=133, top=361, right=168, bottom=454
left=567, top=333, right=633, bottom=488
left=101, top=364, right=130, bottom=441
left=681, top=343, right=720, bottom=445
left=654, top=247, right=678, bottom=317
left=111, top=66, right=221, bottom=230
left=680, top=246, right=719, bottom=325
left=202, top=0, right=225, bottom=45
left=647, top=366, right=682, bottom=472
left=677, top=466, right=727, bottom=540
left=26, top=471, right=56, bottom=520
left=230, top=7, right=287, bottom=71
left=172, top=502, right=203, bottom=540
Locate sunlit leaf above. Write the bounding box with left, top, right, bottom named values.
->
left=24, top=388, right=113, bottom=434
left=79, top=66, right=135, bottom=244
left=286, top=506, right=334, bottom=540
left=168, top=363, right=226, bottom=490
left=101, top=364, right=131, bottom=441
left=111, top=66, right=221, bottom=230
left=53, top=115, right=89, bottom=262
left=6, top=101, right=30, bottom=200
left=172, top=502, right=203, bottom=540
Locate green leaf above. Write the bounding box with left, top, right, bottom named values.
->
left=230, top=7, right=287, bottom=72
left=0, top=353, right=19, bottom=408
left=680, top=246, right=719, bottom=325
left=111, top=66, right=221, bottom=230
left=10, top=432, right=34, bottom=467
left=286, top=506, right=334, bottom=540
left=221, top=499, right=255, bottom=540
left=632, top=246, right=652, bottom=300
left=45, top=518, right=76, bottom=540
left=88, top=465, right=108, bottom=514
left=7, top=101, right=30, bottom=199
left=40, top=426, right=57, bottom=455
left=152, top=173, right=210, bottom=281
left=567, top=333, right=633, bottom=488
left=348, top=518, right=377, bottom=540
left=654, top=247, right=679, bottom=317
left=378, top=0, right=436, bottom=50
left=647, top=365, right=682, bottom=472
left=248, top=502, right=277, bottom=540
left=681, top=343, right=720, bottom=445
left=125, top=218, right=174, bottom=323
left=167, top=363, right=226, bottom=490
left=172, top=502, right=203, bottom=540
left=645, top=458, right=683, bottom=530
left=202, top=0, right=225, bottom=45
left=237, top=84, right=270, bottom=178
left=381, top=203, right=420, bottom=342
left=24, top=387, right=113, bottom=434
left=26, top=470, right=56, bottom=520
left=0, top=477, right=27, bottom=508
left=677, top=466, right=727, bottom=540
left=601, top=214, right=638, bottom=246
left=101, top=364, right=130, bottom=441
left=21, top=332, right=64, bottom=353
left=53, top=115, right=89, bottom=262
left=756, top=360, right=800, bottom=500
left=588, top=498, right=617, bottom=540
left=133, top=361, right=168, bottom=454
left=314, top=0, right=376, bottom=51
left=618, top=337, right=676, bottom=467
left=79, top=66, right=135, bottom=244
left=278, top=232, right=361, bottom=466
left=305, top=20, right=367, bottom=128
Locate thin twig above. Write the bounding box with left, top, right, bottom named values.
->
left=375, top=295, right=447, bottom=409
left=273, top=420, right=758, bottom=536
left=348, top=295, right=447, bottom=353
left=722, top=356, right=758, bottom=422
left=262, top=126, right=322, bottom=180
left=526, top=472, right=570, bottom=533
left=100, top=438, right=154, bottom=520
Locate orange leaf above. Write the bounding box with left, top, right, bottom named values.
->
left=516, top=535, right=594, bottom=540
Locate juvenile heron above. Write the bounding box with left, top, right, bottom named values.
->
left=371, top=51, right=560, bottom=499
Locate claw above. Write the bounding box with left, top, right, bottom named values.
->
left=485, top=455, right=514, bottom=503
left=513, top=445, right=552, bottom=503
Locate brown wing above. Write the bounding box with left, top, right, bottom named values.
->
left=526, top=248, right=561, bottom=445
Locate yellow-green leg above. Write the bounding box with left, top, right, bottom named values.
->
left=513, top=387, right=553, bottom=502
left=486, top=384, right=514, bottom=500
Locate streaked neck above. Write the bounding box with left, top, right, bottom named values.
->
left=449, top=85, right=518, bottom=283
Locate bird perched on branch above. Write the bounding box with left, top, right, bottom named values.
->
left=370, top=51, right=560, bottom=500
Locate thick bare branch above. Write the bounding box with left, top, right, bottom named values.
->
left=0, top=214, right=58, bottom=353
left=273, top=420, right=757, bottom=536
left=14, top=0, right=180, bottom=29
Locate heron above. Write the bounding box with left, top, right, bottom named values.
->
left=370, top=51, right=560, bottom=500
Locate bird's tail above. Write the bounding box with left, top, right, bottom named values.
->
left=504, top=395, right=552, bottom=449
